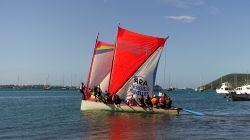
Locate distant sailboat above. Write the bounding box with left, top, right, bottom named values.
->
left=199, top=75, right=204, bottom=92
left=61, top=74, right=69, bottom=90
left=44, top=74, right=51, bottom=90
left=69, top=74, right=77, bottom=90
left=13, top=76, right=23, bottom=90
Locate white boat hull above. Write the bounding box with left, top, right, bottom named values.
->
left=80, top=100, right=180, bottom=115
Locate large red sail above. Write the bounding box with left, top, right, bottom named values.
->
left=109, top=27, right=167, bottom=94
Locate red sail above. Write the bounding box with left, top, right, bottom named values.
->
left=109, top=27, right=166, bottom=94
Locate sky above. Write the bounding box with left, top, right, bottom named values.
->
left=1, top=0, right=250, bottom=88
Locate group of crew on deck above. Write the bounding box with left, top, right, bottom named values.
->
left=80, top=83, right=172, bottom=108
left=127, top=94, right=172, bottom=108
left=90, top=85, right=122, bottom=105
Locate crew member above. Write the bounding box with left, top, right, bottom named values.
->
left=137, top=95, right=146, bottom=107
left=151, top=95, right=159, bottom=107
left=79, top=82, right=86, bottom=100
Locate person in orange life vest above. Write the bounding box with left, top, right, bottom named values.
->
left=79, top=82, right=86, bottom=100
left=127, top=94, right=135, bottom=106
left=151, top=95, right=159, bottom=107
left=137, top=95, right=146, bottom=107
left=159, top=94, right=166, bottom=108
left=145, top=94, right=152, bottom=107
left=165, top=96, right=172, bottom=108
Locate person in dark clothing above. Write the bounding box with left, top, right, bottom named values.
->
left=93, top=86, right=98, bottom=102
left=79, top=82, right=86, bottom=100
left=97, top=85, right=102, bottom=96
left=104, top=90, right=112, bottom=103
left=112, top=92, right=121, bottom=105
left=165, top=96, right=172, bottom=108
left=137, top=95, right=146, bottom=107
left=145, top=94, right=153, bottom=107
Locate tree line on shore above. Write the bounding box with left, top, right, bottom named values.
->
left=203, top=73, right=249, bottom=90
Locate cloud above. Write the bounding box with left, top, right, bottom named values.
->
left=209, top=6, right=220, bottom=15
left=165, top=16, right=196, bottom=23
left=162, top=0, right=205, bottom=8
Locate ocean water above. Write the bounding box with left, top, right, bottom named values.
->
left=1, top=89, right=250, bottom=140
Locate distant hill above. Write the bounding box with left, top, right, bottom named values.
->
left=202, top=73, right=250, bottom=90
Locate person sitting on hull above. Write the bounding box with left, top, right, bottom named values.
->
left=151, top=95, right=159, bottom=108
left=137, top=95, right=146, bottom=107
left=165, top=96, right=172, bottom=108
left=159, top=94, right=166, bottom=108
left=97, top=85, right=102, bottom=97
left=93, top=85, right=98, bottom=101
left=127, top=94, right=136, bottom=106
left=112, top=92, right=121, bottom=105
left=145, top=94, right=153, bottom=107
left=104, top=90, right=111, bottom=103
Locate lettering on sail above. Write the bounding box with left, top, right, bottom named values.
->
left=117, top=39, right=150, bottom=55
left=129, top=76, right=149, bottom=96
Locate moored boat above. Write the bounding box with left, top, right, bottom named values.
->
left=232, top=94, right=250, bottom=101
left=154, top=85, right=163, bottom=91
left=216, top=82, right=235, bottom=97
left=235, top=84, right=250, bottom=94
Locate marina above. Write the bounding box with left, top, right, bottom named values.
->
left=1, top=89, right=250, bottom=139
left=1, top=0, right=250, bottom=139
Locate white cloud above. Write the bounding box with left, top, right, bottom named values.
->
left=166, top=15, right=196, bottom=23
left=209, top=6, right=220, bottom=15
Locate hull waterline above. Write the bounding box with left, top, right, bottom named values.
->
left=232, top=94, right=250, bottom=101
left=80, top=100, right=180, bottom=115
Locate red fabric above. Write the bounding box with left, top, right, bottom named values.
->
left=159, top=97, right=165, bottom=103
left=109, top=27, right=166, bottom=93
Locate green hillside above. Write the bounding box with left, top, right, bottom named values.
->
left=203, top=73, right=250, bottom=90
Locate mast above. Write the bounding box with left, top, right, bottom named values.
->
left=63, top=74, right=64, bottom=87
left=247, top=70, right=249, bottom=84
left=86, top=32, right=99, bottom=98
left=74, top=74, right=76, bottom=87
left=108, top=23, right=120, bottom=92
left=71, top=74, right=72, bottom=87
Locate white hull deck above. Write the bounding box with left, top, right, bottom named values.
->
left=80, top=100, right=180, bottom=115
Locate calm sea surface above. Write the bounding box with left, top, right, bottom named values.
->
left=1, top=89, right=250, bottom=140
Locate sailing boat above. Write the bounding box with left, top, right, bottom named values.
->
left=61, top=74, right=69, bottom=90
left=199, top=75, right=204, bottom=92
left=13, top=76, right=23, bottom=90
left=81, top=26, right=180, bottom=115
left=44, top=74, right=51, bottom=90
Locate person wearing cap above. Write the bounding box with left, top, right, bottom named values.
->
left=151, top=95, right=159, bottom=107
